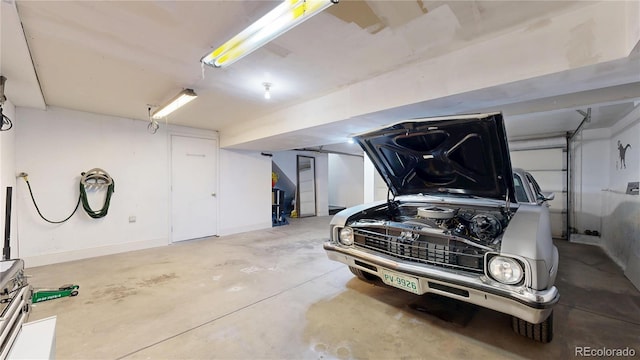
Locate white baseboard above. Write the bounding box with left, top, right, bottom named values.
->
left=23, top=237, right=168, bottom=268
left=569, top=233, right=601, bottom=246
left=570, top=234, right=628, bottom=271
left=23, top=221, right=274, bottom=267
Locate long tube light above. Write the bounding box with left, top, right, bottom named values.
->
left=201, top=0, right=338, bottom=68
left=151, top=89, right=197, bottom=119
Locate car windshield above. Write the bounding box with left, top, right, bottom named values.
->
left=513, top=173, right=529, bottom=203
left=526, top=173, right=545, bottom=200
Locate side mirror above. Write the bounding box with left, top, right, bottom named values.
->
left=538, top=192, right=555, bottom=202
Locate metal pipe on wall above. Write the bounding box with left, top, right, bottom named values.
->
left=566, top=108, right=591, bottom=239
left=3, top=187, right=12, bottom=260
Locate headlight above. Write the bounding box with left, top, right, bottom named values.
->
left=339, top=227, right=354, bottom=246
left=488, top=256, right=524, bottom=285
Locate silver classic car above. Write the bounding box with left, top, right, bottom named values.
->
left=513, top=167, right=555, bottom=205
left=324, top=113, right=559, bottom=342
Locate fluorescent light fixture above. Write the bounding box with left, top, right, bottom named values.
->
left=201, top=0, right=338, bottom=68
left=151, top=89, right=197, bottom=119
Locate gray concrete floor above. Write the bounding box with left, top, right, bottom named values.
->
left=27, top=216, right=640, bottom=359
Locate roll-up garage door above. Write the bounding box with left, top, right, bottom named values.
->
left=509, top=137, right=567, bottom=239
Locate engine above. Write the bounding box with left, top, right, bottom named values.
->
left=342, top=201, right=512, bottom=273
left=397, top=205, right=507, bottom=246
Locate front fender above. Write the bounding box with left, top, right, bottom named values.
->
left=501, top=204, right=557, bottom=290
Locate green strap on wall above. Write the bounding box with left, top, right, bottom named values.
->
left=79, top=180, right=115, bottom=219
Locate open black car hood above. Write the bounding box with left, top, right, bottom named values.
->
left=356, top=113, right=516, bottom=202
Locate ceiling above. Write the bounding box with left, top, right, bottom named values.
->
left=2, top=0, right=639, bottom=154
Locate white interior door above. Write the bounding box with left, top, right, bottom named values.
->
left=171, top=136, right=217, bottom=242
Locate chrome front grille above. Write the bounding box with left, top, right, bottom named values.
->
left=353, top=228, right=486, bottom=273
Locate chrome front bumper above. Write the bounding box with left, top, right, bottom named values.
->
left=324, top=242, right=559, bottom=324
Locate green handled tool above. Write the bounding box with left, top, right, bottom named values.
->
left=31, top=284, right=79, bottom=303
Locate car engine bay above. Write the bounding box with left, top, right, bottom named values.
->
left=339, top=201, right=518, bottom=274
left=347, top=201, right=513, bottom=248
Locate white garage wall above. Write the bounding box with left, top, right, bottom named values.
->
left=272, top=150, right=328, bottom=216
left=602, top=108, right=640, bottom=276
left=0, top=100, right=18, bottom=258
left=15, top=107, right=170, bottom=266
left=572, top=106, right=640, bottom=290
left=328, top=154, right=364, bottom=208
left=571, top=130, right=609, bottom=236
left=315, top=154, right=329, bottom=216
left=363, top=155, right=388, bottom=203
left=14, top=106, right=272, bottom=267
left=218, top=149, right=272, bottom=235
left=363, top=155, right=375, bottom=203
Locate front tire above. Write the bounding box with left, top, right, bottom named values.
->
left=512, top=311, right=553, bottom=343
left=349, top=266, right=379, bottom=282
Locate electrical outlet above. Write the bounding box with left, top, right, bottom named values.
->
left=129, top=216, right=136, bottom=223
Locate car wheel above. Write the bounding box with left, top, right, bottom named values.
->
left=348, top=266, right=379, bottom=282
left=512, top=311, right=553, bottom=343
left=70, top=290, right=79, bottom=297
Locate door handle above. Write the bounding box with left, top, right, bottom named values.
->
left=211, top=193, right=216, bottom=197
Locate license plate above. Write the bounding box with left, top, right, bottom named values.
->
left=381, top=270, right=421, bottom=294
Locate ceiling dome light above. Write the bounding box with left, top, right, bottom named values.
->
left=263, top=82, right=272, bottom=100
